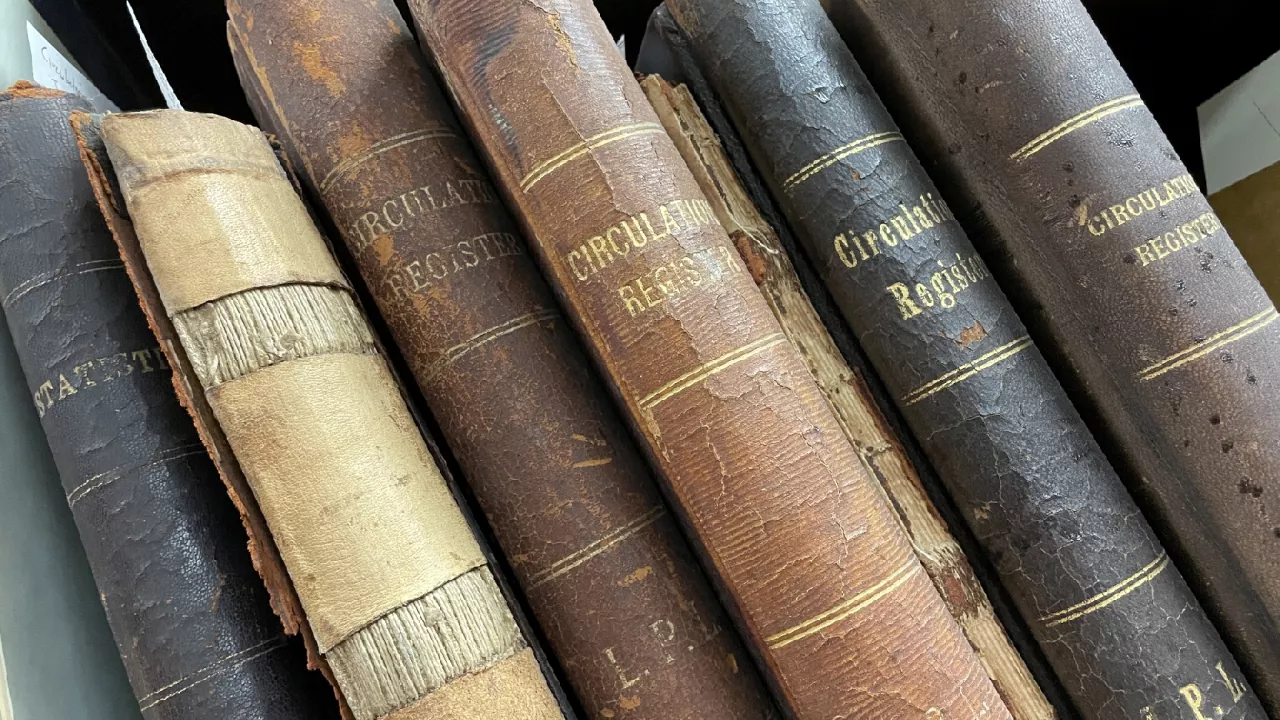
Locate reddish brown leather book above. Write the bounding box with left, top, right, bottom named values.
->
left=407, top=0, right=1011, bottom=717
left=224, top=1, right=778, bottom=718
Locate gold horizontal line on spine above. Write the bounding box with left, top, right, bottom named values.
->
left=1010, top=94, right=1144, bottom=161
left=901, top=336, right=1033, bottom=406
left=138, top=636, right=288, bottom=710
left=2, top=259, right=124, bottom=308
left=639, top=333, right=788, bottom=411
left=66, top=444, right=205, bottom=508
left=519, top=122, right=667, bottom=191
left=528, top=506, right=665, bottom=589
left=767, top=561, right=920, bottom=650
left=1138, top=307, right=1279, bottom=381
left=781, top=131, right=904, bottom=192
left=318, top=127, right=458, bottom=193
left=424, top=308, right=560, bottom=381
left=1040, top=553, right=1170, bottom=628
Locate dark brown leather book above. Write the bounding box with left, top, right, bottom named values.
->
left=76, top=108, right=566, bottom=720
left=639, top=72, right=1061, bottom=720
left=407, top=0, right=1011, bottom=717
left=659, top=1, right=1269, bottom=717
left=0, top=85, right=338, bottom=720
left=223, top=1, right=779, bottom=718
left=825, top=0, right=1280, bottom=712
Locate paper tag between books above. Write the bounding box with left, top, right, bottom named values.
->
left=25, top=22, right=119, bottom=112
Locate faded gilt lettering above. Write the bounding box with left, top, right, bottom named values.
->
left=34, top=346, right=169, bottom=417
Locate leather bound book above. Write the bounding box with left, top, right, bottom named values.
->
left=639, top=72, right=1061, bottom=720
left=223, top=2, right=778, bottom=719
left=824, top=0, right=1280, bottom=710
left=408, top=1, right=1010, bottom=717
left=0, top=85, right=336, bottom=720
left=86, top=109, right=565, bottom=720
left=662, top=1, right=1269, bottom=718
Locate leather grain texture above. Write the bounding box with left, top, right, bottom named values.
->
left=224, top=2, right=779, bottom=717
left=95, top=108, right=563, bottom=720
left=408, top=1, right=1010, bottom=717
left=663, top=2, right=1268, bottom=718
left=207, top=352, right=488, bottom=650
left=639, top=70, right=1062, bottom=720
left=824, top=0, right=1280, bottom=712
left=0, top=87, right=337, bottom=720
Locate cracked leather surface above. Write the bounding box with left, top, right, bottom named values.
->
left=224, top=1, right=777, bottom=718
left=0, top=88, right=337, bottom=720
left=408, top=0, right=1010, bottom=717
left=662, top=1, right=1267, bottom=718
left=824, top=0, right=1280, bottom=712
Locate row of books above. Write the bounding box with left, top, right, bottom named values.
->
left=0, top=0, right=1277, bottom=719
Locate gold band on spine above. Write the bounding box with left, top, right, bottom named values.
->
left=424, top=308, right=560, bottom=381
left=639, top=333, right=788, bottom=410
left=519, top=123, right=666, bottom=191
left=901, top=336, right=1033, bottom=406
left=1039, top=553, right=1170, bottom=627
left=319, top=127, right=458, bottom=192
left=1138, top=307, right=1279, bottom=381
left=209, top=353, right=487, bottom=651
left=766, top=562, right=921, bottom=649
left=781, top=131, right=904, bottom=192
left=528, top=507, right=665, bottom=589
left=1010, top=94, right=1144, bottom=161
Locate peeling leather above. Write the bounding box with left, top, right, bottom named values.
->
left=825, top=0, right=1280, bottom=712
left=0, top=87, right=337, bottom=720
left=662, top=1, right=1268, bottom=718
left=224, top=1, right=779, bottom=717
left=407, top=1, right=1010, bottom=717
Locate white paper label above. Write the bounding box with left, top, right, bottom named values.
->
left=127, top=2, right=182, bottom=110
left=26, top=22, right=119, bottom=112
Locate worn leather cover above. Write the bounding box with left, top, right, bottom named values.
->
left=409, top=1, right=1010, bottom=718
left=93, top=109, right=564, bottom=720
left=825, top=0, right=1280, bottom=711
left=1210, top=162, right=1280, bottom=306
left=663, top=2, right=1268, bottom=718
left=639, top=71, right=1064, bottom=720
left=0, top=87, right=336, bottom=720
left=224, top=2, right=777, bottom=718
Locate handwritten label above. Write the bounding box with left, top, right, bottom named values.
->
left=25, top=22, right=118, bottom=112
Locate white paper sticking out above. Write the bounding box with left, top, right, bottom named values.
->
left=616, top=33, right=627, bottom=60
left=127, top=1, right=182, bottom=110
left=26, top=22, right=119, bottom=112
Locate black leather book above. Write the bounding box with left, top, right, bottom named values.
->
left=0, top=85, right=338, bottom=720
left=656, top=2, right=1266, bottom=718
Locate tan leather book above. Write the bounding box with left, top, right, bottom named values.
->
left=75, top=109, right=565, bottom=720
left=222, top=1, right=779, bottom=717
left=408, top=0, right=1012, bottom=717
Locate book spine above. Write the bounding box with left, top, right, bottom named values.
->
left=408, top=1, right=1010, bottom=717
left=664, top=1, right=1269, bottom=717
left=223, top=2, right=779, bottom=718
left=825, top=0, right=1280, bottom=711
left=638, top=71, right=1063, bottom=720
left=96, top=110, right=564, bottom=720
left=0, top=88, right=337, bottom=720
